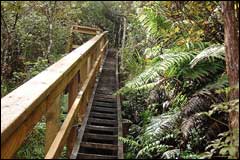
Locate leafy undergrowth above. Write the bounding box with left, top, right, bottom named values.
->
left=118, top=2, right=238, bottom=159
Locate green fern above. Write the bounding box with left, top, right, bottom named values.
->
left=144, top=112, right=180, bottom=136
left=136, top=142, right=170, bottom=158
left=197, top=73, right=229, bottom=99
left=119, top=136, right=140, bottom=148
left=161, top=149, right=180, bottom=159
left=190, top=44, right=225, bottom=68
left=123, top=52, right=196, bottom=90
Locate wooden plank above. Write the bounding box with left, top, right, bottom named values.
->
left=84, top=133, right=117, bottom=140
left=80, top=142, right=118, bottom=150
left=67, top=74, right=79, bottom=157
left=96, top=89, right=114, bottom=94
left=93, top=101, right=116, bottom=107
left=90, top=112, right=117, bottom=119
left=1, top=32, right=107, bottom=146
left=1, top=101, right=46, bottom=159
left=72, top=25, right=102, bottom=35
left=85, top=125, right=117, bottom=132
left=100, top=40, right=109, bottom=52
left=45, top=95, right=61, bottom=153
left=87, top=55, right=92, bottom=73
left=94, top=94, right=116, bottom=99
left=78, top=153, right=117, bottom=159
left=88, top=118, right=117, bottom=125
left=94, top=97, right=116, bottom=103
left=92, top=107, right=117, bottom=113
left=116, top=50, right=124, bottom=159
left=45, top=48, right=103, bottom=159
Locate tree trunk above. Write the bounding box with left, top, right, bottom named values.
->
left=221, top=1, right=239, bottom=158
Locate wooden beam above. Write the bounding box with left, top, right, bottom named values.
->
left=67, top=74, right=79, bottom=157
left=45, top=95, right=61, bottom=153
left=72, top=25, right=102, bottom=35
left=1, top=101, right=46, bottom=159
left=101, top=40, right=109, bottom=52
left=116, top=50, right=124, bottom=159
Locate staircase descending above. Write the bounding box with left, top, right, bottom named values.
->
left=70, top=49, right=122, bottom=159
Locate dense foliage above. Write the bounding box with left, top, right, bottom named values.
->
left=118, top=1, right=239, bottom=159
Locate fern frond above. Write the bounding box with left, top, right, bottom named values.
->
left=190, top=44, right=225, bottom=68
left=161, top=149, right=180, bottom=159
left=136, top=142, right=170, bottom=158
left=119, top=136, right=140, bottom=148
left=124, top=52, right=195, bottom=89
left=197, top=73, right=229, bottom=99
left=144, top=112, right=180, bottom=136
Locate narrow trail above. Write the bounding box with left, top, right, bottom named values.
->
left=71, top=49, right=123, bottom=159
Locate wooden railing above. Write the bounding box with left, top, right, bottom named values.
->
left=1, top=28, right=108, bottom=159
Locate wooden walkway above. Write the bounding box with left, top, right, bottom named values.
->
left=71, top=49, right=123, bottom=159
left=1, top=26, right=123, bottom=159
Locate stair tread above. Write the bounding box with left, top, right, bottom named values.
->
left=77, top=153, right=117, bottom=159
left=93, top=101, right=116, bottom=107
left=80, top=142, right=118, bottom=150
left=94, top=98, right=116, bottom=103
left=88, top=118, right=117, bottom=124
left=92, top=106, right=117, bottom=113
left=84, top=133, right=117, bottom=140
left=90, top=112, right=117, bottom=119
left=86, top=125, right=118, bottom=132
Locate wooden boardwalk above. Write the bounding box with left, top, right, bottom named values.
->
left=1, top=26, right=123, bottom=159
left=71, top=49, right=123, bottom=159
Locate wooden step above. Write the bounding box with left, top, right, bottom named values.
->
left=95, top=93, right=116, bottom=99
left=90, top=112, right=117, bottom=119
left=99, top=78, right=116, bottom=81
left=97, top=86, right=115, bottom=91
left=93, top=101, right=116, bottom=107
left=86, top=125, right=118, bottom=132
left=80, top=142, right=118, bottom=150
left=96, top=89, right=114, bottom=94
left=94, top=97, right=116, bottom=103
left=84, top=133, right=117, bottom=141
left=88, top=118, right=117, bottom=125
left=78, top=153, right=117, bottom=159
left=92, top=106, right=117, bottom=113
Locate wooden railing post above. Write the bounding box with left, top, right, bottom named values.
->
left=87, top=55, right=91, bottom=74
left=67, top=74, right=78, bottom=157
left=45, top=95, right=61, bottom=153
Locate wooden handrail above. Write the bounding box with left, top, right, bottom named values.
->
left=72, top=25, right=103, bottom=35
left=1, top=31, right=108, bottom=159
